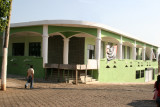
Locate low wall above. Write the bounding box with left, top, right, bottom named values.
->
left=99, top=59, right=158, bottom=83
left=0, top=56, right=44, bottom=78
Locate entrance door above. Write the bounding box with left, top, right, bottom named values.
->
left=145, top=69, right=153, bottom=82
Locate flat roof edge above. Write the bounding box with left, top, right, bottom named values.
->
left=10, top=20, right=159, bottom=48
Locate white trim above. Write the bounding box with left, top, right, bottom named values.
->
left=42, top=25, right=48, bottom=67
left=95, top=29, right=101, bottom=68
left=63, top=38, right=69, bottom=64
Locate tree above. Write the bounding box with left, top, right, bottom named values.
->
left=0, top=0, right=12, bottom=91
left=0, top=0, right=11, bottom=32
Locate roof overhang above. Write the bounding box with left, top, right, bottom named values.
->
left=10, top=20, right=159, bottom=48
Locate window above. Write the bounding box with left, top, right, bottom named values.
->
left=29, top=42, right=41, bottom=57
left=136, top=70, right=140, bottom=79
left=141, top=70, right=144, bottom=78
left=12, top=43, right=24, bottom=56
left=87, top=45, right=95, bottom=59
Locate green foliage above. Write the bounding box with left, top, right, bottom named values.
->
left=0, top=0, right=11, bottom=32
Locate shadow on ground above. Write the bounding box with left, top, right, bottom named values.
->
left=127, top=100, right=155, bottom=107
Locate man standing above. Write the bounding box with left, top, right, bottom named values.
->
left=25, top=65, right=34, bottom=89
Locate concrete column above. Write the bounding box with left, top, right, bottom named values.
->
left=142, top=46, right=146, bottom=61
left=42, top=25, right=48, bottom=67
left=156, top=50, right=159, bottom=61
left=132, top=41, right=136, bottom=60
left=150, top=48, right=153, bottom=61
left=95, top=28, right=101, bottom=68
left=63, top=38, right=69, bottom=64
left=125, top=46, right=127, bottom=59
left=118, top=42, right=122, bottom=60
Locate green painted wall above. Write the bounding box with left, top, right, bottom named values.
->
left=10, top=26, right=43, bottom=35
left=98, top=58, right=158, bottom=83
left=123, top=37, right=134, bottom=44
left=84, top=37, right=96, bottom=64
left=153, top=46, right=158, bottom=51
left=8, top=36, right=42, bottom=56
left=48, top=26, right=97, bottom=37
left=61, top=31, right=80, bottom=38
left=136, top=41, right=144, bottom=47
left=101, top=30, right=120, bottom=41
left=0, top=56, right=44, bottom=78
left=146, top=44, right=152, bottom=48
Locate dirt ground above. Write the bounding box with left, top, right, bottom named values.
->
left=0, top=75, right=157, bottom=107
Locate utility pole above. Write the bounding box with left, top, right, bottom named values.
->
left=1, top=0, right=12, bottom=91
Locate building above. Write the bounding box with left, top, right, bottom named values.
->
left=0, top=20, right=159, bottom=83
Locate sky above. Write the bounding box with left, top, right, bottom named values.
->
left=11, top=0, right=160, bottom=47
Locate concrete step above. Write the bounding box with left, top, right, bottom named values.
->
left=91, top=79, right=97, bottom=82
left=86, top=81, right=99, bottom=84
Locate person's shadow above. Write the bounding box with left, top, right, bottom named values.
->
left=127, top=100, right=155, bottom=107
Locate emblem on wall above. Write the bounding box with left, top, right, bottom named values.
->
left=106, top=45, right=117, bottom=62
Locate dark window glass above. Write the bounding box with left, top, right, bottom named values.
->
left=29, top=42, right=41, bottom=57
left=88, top=45, right=95, bottom=59
left=136, top=70, right=140, bottom=79
left=153, top=70, right=155, bottom=80
left=12, top=43, right=24, bottom=56
left=141, top=70, right=144, bottom=78
left=89, top=50, right=94, bottom=59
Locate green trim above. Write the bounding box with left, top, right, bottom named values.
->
left=48, top=26, right=97, bottom=37
left=10, top=26, right=43, bottom=34
left=101, top=30, right=120, bottom=41
left=123, top=37, right=134, bottom=44
left=146, top=44, right=152, bottom=48
left=136, top=41, right=144, bottom=47
left=153, top=46, right=158, bottom=50
left=60, top=31, right=80, bottom=38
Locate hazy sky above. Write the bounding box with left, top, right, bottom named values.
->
left=11, top=0, right=160, bottom=47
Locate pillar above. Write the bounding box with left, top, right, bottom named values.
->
left=63, top=38, right=69, bottom=64
left=132, top=41, right=136, bottom=60
left=42, top=25, right=48, bottom=67
left=118, top=42, right=122, bottom=60
left=142, top=46, right=146, bottom=61
left=156, top=50, right=159, bottom=61
left=118, top=36, right=123, bottom=60
left=95, top=28, right=101, bottom=68
left=150, top=48, right=153, bottom=61
left=125, top=46, right=127, bottom=59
